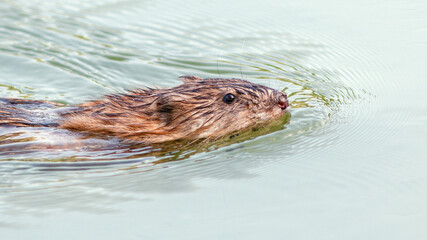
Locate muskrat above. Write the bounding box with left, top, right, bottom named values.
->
left=0, top=76, right=289, bottom=143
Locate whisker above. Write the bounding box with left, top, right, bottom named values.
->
left=240, top=39, right=246, bottom=80
left=216, top=47, right=223, bottom=79
left=274, top=71, right=281, bottom=91
left=182, top=138, right=202, bottom=149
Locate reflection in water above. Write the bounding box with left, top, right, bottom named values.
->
left=0, top=112, right=291, bottom=162
left=0, top=144, right=266, bottom=215
left=0, top=112, right=293, bottom=214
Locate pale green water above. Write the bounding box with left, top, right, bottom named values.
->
left=0, top=0, right=426, bottom=239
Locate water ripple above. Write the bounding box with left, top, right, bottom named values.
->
left=0, top=0, right=389, bottom=216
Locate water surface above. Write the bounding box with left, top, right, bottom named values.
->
left=0, top=0, right=426, bottom=239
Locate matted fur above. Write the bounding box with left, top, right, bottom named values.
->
left=0, top=98, right=62, bottom=127
left=1, top=76, right=289, bottom=143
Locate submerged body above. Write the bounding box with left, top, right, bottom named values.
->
left=0, top=76, right=289, bottom=143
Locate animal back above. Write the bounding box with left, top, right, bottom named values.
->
left=0, top=98, right=62, bottom=127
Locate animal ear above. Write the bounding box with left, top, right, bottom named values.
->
left=179, top=75, right=203, bottom=83
left=156, top=95, right=178, bottom=125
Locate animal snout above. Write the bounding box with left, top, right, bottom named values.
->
left=277, top=94, right=289, bottom=110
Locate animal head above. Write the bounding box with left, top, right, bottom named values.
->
left=154, top=76, right=289, bottom=139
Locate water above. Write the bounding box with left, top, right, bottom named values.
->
left=0, top=0, right=426, bottom=239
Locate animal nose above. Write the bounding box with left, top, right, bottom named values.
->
left=277, top=95, right=289, bottom=110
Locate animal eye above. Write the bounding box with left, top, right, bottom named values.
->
left=223, top=93, right=236, bottom=104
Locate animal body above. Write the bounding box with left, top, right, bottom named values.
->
left=0, top=76, right=289, bottom=143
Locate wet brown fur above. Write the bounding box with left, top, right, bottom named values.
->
left=0, top=98, right=62, bottom=127
left=1, top=76, right=289, bottom=143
